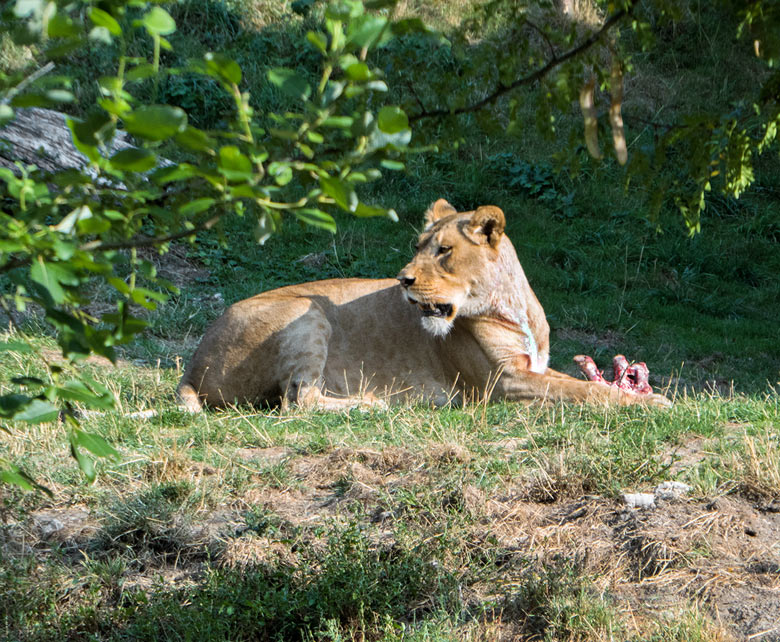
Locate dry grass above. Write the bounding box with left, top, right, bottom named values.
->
left=1, top=337, right=779, bottom=640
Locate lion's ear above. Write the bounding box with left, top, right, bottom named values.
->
left=424, top=199, right=457, bottom=228
left=466, top=206, right=505, bottom=248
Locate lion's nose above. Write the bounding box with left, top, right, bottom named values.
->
left=397, top=275, right=415, bottom=288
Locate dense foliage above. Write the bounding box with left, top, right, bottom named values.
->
left=0, top=0, right=417, bottom=486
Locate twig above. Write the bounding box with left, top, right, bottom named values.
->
left=0, top=215, right=220, bottom=275
left=524, top=18, right=557, bottom=61
left=1, top=62, right=56, bottom=106
left=78, top=215, right=220, bottom=252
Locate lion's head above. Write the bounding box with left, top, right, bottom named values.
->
left=397, top=199, right=525, bottom=337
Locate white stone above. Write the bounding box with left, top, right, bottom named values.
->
left=623, top=493, right=656, bottom=509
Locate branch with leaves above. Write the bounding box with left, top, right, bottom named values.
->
left=0, top=0, right=419, bottom=489
left=408, top=1, right=636, bottom=124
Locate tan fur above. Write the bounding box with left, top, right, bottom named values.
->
left=178, top=200, right=671, bottom=411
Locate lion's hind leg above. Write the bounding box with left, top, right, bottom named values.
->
left=280, top=304, right=386, bottom=412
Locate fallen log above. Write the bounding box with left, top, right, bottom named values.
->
left=0, top=107, right=135, bottom=175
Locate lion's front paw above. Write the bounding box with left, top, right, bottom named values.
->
left=644, top=392, right=673, bottom=409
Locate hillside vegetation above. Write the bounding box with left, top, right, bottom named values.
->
left=1, top=0, right=779, bottom=640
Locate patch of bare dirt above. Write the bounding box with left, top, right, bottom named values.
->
left=2, top=506, right=99, bottom=556
left=235, top=446, right=295, bottom=465
left=6, top=444, right=780, bottom=640
left=137, top=245, right=210, bottom=290
left=40, top=347, right=129, bottom=368
left=664, top=436, right=714, bottom=475
left=556, top=328, right=625, bottom=352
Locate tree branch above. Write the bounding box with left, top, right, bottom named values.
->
left=78, top=216, right=220, bottom=252
left=1, top=62, right=55, bottom=106
left=524, top=19, right=557, bottom=61
left=0, top=216, right=220, bottom=275
left=409, top=2, right=635, bottom=124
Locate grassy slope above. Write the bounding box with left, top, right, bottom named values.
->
left=2, top=1, right=780, bottom=640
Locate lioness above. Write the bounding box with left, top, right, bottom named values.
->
left=177, top=200, right=671, bottom=410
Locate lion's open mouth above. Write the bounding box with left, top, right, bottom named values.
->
left=417, top=302, right=453, bottom=318
left=403, top=292, right=455, bottom=321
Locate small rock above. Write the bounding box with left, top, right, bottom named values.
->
left=623, top=493, right=656, bottom=510
left=654, top=481, right=692, bottom=500
left=34, top=516, right=64, bottom=538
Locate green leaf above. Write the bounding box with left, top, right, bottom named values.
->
left=323, top=81, right=344, bottom=105
left=377, top=106, right=408, bottom=134
left=320, top=175, right=357, bottom=212
left=347, top=15, right=389, bottom=48
left=325, top=1, right=363, bottom=21
left=347, top=62, right=374, bottom=82
left=14, top=399, right=58, bottom=424
left=353, top=202, right=398, bottom=220
left=89, top=25, right=113, bottom=44
left=152, top=164, right=198, bottom=184
left=88, top=7, right=121, bottom=36
left=127, top=63, right=157, bottom=81
left=306, top=31, right=328, bottom=54
left=267, top=68, right=311, bottom=101
left=30, top=259, right=79, bottom=305
left=269, top=127, right=298, bottom=141
left=56, top=381, right=115, bottom=411
left=217, top=146, right=253, bottom=182
left=295, top=208, right=337, bottom=233
left=141, top=7, right=176, bottom=36
left=228, top=184, right=258, bottom=199
left=107, top=276, right=130, bottom=296
left=48, top=89, right=75, bottom=103
left=129, top=287, right=168, bottom=310
left=110, top=148, right=157, bottom=172
left=322, top=116, right=354, bottom=129
left=268, top=162, right=293, bottom=186
left=179, top=198, right=216, bottom=215
left=0, top=468, right=34, bottom=491
left=70, top=440, right=96, bottom=482
left=47, top=13, right=80, bottom=38
left=78, top=216, right=111, bottom=235
left=123, top=106, right=187, bottom=141
left=0, top=466, right=52, bottom=495
left=72, top=429, right=120, bottom=460
left=175, top=126, right=216, bottom=153
left=202, top=52, right=242, bottom=85
left=392, top=17, right=434, bottom=36
left=380, top=159, right=404, bottom=170
left=11, top=90, right=74, bottom=108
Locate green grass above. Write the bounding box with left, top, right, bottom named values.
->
left=2, top=372, right=775, bottom=639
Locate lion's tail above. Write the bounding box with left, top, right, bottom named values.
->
left=176, top=381, right=204, bottom=413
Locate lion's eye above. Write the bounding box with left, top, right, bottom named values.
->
left=437, top=245, right=452, bottom=256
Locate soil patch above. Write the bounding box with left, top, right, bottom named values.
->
left=6, top=445, right=780, bottom=640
